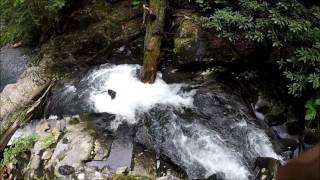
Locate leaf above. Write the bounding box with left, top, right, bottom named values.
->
left=305, top=108, right=316, bottom=121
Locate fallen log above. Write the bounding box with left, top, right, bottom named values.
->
left=0, top=81, right=54, bottom=153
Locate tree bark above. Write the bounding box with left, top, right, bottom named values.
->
left=142, top=0, right=166, bottom=83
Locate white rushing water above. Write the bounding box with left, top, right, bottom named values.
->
left=89, top=64, right=195, bottom=122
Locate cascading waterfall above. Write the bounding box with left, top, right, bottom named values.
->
left=42, top=64, right=282, bottom=180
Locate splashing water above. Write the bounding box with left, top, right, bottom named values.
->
left=88, top=64, right=195, bottom=126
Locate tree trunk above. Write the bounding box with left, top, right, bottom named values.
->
left=142, top=0, right=166, bottom=83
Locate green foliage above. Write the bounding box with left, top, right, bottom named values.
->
left=200, top=0, right=320, bottom=98
left=279, top=44, right=320, bottom=96
left=201, top=0, right=318, bottom=46
left=132, top=0, right=143, bottom=8
left=305, top=96, right=320, bottom=121
left=41, top=133, right=56, bottom=149
left=0, top=134, right=39, bottom=169
left=202, top=8, right=253, bottom=42
left=0, top=0, right=70, bottom=46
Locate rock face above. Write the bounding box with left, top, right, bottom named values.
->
left=173, top=10, right=237, bottom=67
left=13, top=114, right=185, bottom=179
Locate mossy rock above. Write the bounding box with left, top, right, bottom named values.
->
left=173, top=11, right=237, bottom=68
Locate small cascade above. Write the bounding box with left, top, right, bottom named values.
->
left=42, top=64, right=283, bottom=180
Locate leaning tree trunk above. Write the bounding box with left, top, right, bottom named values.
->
left=142, top=0, right=166, bottom=83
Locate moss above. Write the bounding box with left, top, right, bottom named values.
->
left=114, top=174, right=151, bottom=180
left=41, top=133, right=57, bottom=149
left=174, top=19, right=199, bottom=54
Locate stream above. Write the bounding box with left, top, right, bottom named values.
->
left=41, top=64, right=283, bottom=180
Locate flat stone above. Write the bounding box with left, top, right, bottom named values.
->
left=58, top=165, right=75, bottom=175
left=131, top=145, right=156, bottom=178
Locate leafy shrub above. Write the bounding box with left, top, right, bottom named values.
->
left=201, top=0, right=318, bottom=47
left=0, top=134, right=39, bottom=170
left=305, top=95, right=320, bottom=121
left=279, top=43, right=320, bottom=96
left=0, top=0, right=70, bottom=46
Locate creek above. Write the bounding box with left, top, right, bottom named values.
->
left=41, top=64, right=284, bottom=180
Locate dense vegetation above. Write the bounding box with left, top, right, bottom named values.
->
left=0, top=0, right=71, bottom=46
left=196, top=0, right=320, bottom=124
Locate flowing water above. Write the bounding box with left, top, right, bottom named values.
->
left=42, top=64, right=283, bottom=180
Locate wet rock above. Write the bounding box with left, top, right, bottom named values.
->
left=264, top=113, right=287, bottom=126
left=304, top=129, right=320, bottom=145
left=255, top=96, right=287, bottom=125
left=255, top=157, right=280, bottom=180
left=58, top=165, right=75, bottom=175
left=286, top=121, right=304, bottom=135
left=104, top=123, right=133, bottom=172
left=108, top=89, right=117, bottom=99
left=279, top=138, right=298, bottom=152
left=206, top=172, right=226, bottom=180
left=131, top=145, right=157, bottom=178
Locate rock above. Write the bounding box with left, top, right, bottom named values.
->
left=254, top=96, right=288, bottom=126
left=45, top=116, right=94, bottom=177
left=131, top=145, right=157, bottom=178
left=93, top=137, right=112, bottom=160
left=29, top=155, right=41, bottom=170
left=58, top=165, right=75, bottom=175
left=172, top=10, right=238, bottom=68
left=108, top=89, right=117, bottom=99
left=116, top=166, right=129, bottom=175
left=264, top=113, right=287, bottom=126
left=279, top=138, right=298, bottom=152
left=304, top=129, right=320, bottom=145
left=76, top=166, right=109, bottom=180
left=41, top=149, right=54, bottom=160
left=286, top=121, right=304, bottom=135
left=255, top=157, right=280, bottom=180
left=206, top=172, right=226, bottom=180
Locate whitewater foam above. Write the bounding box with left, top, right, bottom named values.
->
left=89, top=64, right=195, bottom=123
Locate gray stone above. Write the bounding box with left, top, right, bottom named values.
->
left=131, top=145, right=156, bottom=178
left=58, top=165, right=75, bottom=175
left=116, top=166, right=129, bottom=175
